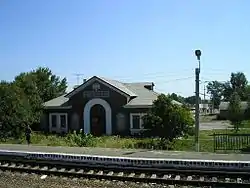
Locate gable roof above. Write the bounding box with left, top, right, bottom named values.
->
left=123, top=82, right=159, bottom=108
left=65, top=76, right=137, bottom=98
left=99, top=77, right=137, bottom=97
left=43, top=94, right=71, bottom=109
left=43, top=76, right=182, bottom=108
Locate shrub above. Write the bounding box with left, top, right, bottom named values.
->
left=66, top=130, right=97, bottom=147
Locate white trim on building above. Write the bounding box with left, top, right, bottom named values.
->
left=49, top=113, right=68, bottom=133
left=129, top=113, right=147, bottom=135
left=83, top=98, right=112, bottom=135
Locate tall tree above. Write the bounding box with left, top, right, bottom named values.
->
left=206, top=81, right=224, bottom=108
left=15, top=67, right=67, bottom=103
left=0, top=67, right=68, bottom=136
left=228, top=92, right=243, bottom=132
left=207, top=72, right=248, bottom=103
left=33, top=67, right=67, bottom=102
left=142, top=94, right=194, bottom=141
left=229, top=72, right=248, bottom=100
left=0, top=82, right=33, bottom=138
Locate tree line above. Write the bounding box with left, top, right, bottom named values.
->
left=169, top=72, right=250, bottom=109
left=0, top=67, right=67, bottom=138
left=206, top=72, right=250, bottom=108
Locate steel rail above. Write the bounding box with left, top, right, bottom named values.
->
left=0, top=160, right=249, bottom=187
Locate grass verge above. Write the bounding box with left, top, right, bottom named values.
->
left=1, top=129, right=250, bottom=153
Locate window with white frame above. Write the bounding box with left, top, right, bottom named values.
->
left=130, top=113, right=146, bottom=129
left=49, top=113, right=68, bottom=132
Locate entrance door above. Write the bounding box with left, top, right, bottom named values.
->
left=90, top=104, right=106, bottom=136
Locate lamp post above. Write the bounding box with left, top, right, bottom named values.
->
left=194, top=49, right=201, bottom=152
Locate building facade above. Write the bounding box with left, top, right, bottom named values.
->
left=41, top=76, right=180, bottom=136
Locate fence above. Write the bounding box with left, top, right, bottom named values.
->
left=213, top=133, right=250, bottom=152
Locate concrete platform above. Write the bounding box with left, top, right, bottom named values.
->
left=0, top=144, right=250, bottom=161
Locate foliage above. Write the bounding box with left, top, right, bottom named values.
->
left=207, top=72, right=249, bottom=108
left=3, top=129, right=250, bottom=153
left=67, top=130, right=97, bottom=147
left=184, top=95, right=201, bottom=105
left=206, top=81, right=224, bottom=108
left=142, top=94, right=194, bottom=141
left=229, top=72, right=248, bottom=100
left=14, top=67, right=67, bottom=103
left=0, top=67, right=67, bottom=136
left=0, top=82, right=33, bottom=138
left=169, top=93, right=185, bottom=104
left=228, top=92, right=243, bottom=131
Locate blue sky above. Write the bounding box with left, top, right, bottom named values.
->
left=1, top=0, right=250, bottom=97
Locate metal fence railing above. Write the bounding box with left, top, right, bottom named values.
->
left=213, top=133, right=250, bottom=152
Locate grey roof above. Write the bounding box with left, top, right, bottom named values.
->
left=123, top=82, right=159, bottom=107
left=43, top=76, right=182, bottom=108
left=219, top=101, right=248, bottom=110
left=123, top=82, right=182, bottom=108
left=43, top=95, right=69, bottom=108
left=99, top=77, right=137, bottom=97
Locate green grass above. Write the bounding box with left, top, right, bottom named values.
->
left=1, top=128, right=250, bottom=153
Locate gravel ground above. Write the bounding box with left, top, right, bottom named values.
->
left=0, top=171, right=204, bottom=188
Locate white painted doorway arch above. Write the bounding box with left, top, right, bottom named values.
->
left=83, top=98, right=112, bottom=135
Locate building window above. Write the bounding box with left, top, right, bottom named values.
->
left=51, top=115, right=57, bottom=128
left=49, top=113, right=68, bottom=133
left=60, top=114, right=66, bottom=128
left=130, top=113, right=146, bottom=130
left=132, top=115, right=140, bottom=129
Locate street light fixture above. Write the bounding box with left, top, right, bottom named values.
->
left=194, top=49, right=201, bottom=152
left=195, top=49, right=201, bottom=72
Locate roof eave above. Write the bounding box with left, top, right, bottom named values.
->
left=123, top=105, right=152, bottom=109
left=43, top=106, right=72, bottom=110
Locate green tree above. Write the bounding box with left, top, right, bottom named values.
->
left=142, top=94, right=194, bottom=141
left=15, top=67, right=67, bottom=103
left=206, top=81, right=224, bottom=108
left=184, top=95, right=201, bottom=105
left=0, top=67, right=68, bottom=136
left=230, top=72, right=248, bottom=100
left=228, top=92, right=243, bottom=132
left=0, top=82, right=33, bottom=138
left=221, top=72, right=248, bottom=101
left=169, top=93, right=185, bottom=104
left=13, top=67, right=68, bottom=125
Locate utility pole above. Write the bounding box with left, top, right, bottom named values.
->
left=203, top=85, right=206, bottom=114
left=204, top=85, right=206, bottom=102
left=194, top=49, right=201, bottom=152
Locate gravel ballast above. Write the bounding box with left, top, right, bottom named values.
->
left=0, top=171, right=198, bottom=188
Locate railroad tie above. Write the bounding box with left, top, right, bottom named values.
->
left=97, top=170, right=103, bottom=175
left=139, top=173, right=145, bottom=178
left=87, top=170, right=94, bottom=174
left=107, top=171, right=114, bottom=176
left=68, top=168, right=75, bottom=173
left=150, top=174, right=157, bottom=179
left=117, top=172, right=124, bottom=177
left=40, top=166, right=48, bottom=171
left=49, top=167, right=57, bottom=172
left=58, top=168, right=66, bottom=172
left=76, top=169, right=84, bottom=174
left=128, top=173, right=135, bottom=177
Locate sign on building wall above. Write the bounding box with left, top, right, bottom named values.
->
left=83, top=83, right=110, bottom=98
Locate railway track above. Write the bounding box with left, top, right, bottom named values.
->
left=0, top=159, right=249, bottom=187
